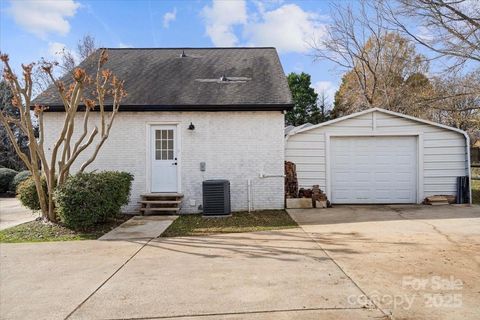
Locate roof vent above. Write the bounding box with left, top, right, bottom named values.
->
left=180, top=50, right=187, bottom=58
left=220, top=74, right=228, bottom=81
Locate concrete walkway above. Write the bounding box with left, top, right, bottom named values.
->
left=0, top=197, right=38, bottom=230
left=0, top=240, right=146, bottom=320
left=99, top=215, right=177, bottom=240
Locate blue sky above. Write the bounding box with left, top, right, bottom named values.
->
left=0, top=0, right=341, bottom=104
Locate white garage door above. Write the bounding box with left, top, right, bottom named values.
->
left=331, top=136, right=417, bottom=204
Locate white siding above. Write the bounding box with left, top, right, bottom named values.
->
left=285, top=110, right=468, bottom=202
left=43, top=111, right=285, bottom=213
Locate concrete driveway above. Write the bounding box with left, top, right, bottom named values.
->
left=0, top=205, right=478, bottom=320
left=289, top=204, right=480, bottom=320
left=1, top=229, right=385, bottom=319
left=0, top=198, right=38, bottom=230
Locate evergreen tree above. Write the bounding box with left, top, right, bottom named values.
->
left=285, top=72, right=322, bottom=126
left=0, top=81, right=28, bottom=170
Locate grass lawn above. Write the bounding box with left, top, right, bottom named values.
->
left=0, top=216, right=130, bottom=243
left=161, top=210, right=298, bottom=237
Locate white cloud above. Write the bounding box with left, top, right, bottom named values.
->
left=48, top=41, right=67, bottom=57
left=243, top=4, right=326, bottom=53
left=312, top=81, right=338, bottom=106
left=163, top=8, right=177, bottom=28
left=417, top=26, right=433, bottom=42
left=9, top=0, right=80, bottom=38
left=118, top=42, right=133, bottom=48
left=201, top=0, right=247, bottom=47
left=201, top=1, right=326, bottom=53
left=47, top=41, right=80, bottom=66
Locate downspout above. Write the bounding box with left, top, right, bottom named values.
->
left=247, top=179, right=252, bottom=213
left=465, top=134, right=472, bottom=204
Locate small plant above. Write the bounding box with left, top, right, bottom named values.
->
left=54, top=171, right=133, bottom=229
left=10, top=170, right=31, bottom=193
left=17, top=176, right=47, bottom=211
left=0, top=168, right=18, bottom=193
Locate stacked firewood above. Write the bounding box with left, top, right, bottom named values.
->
left=298, top=188, right=312, bottom=198
left=312, top=185, right=328, bottom=208
left=285, top=161, right=298, bottom=198
left=297, top=185, right=328, bottom=208
left=284, top=161, right=329, bottom=208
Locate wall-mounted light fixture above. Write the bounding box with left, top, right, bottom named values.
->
left=188, top=122, right=195, bottom=130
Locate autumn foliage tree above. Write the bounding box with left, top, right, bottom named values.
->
left=332, top=33, right=432, bottom=118
left=0, top=49, right=126, bottom=221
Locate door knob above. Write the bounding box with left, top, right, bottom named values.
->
left=173, top=162, right=177, bottom=165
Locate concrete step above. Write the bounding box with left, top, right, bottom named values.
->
left=141, top=193, right=183, bottom=198
left=140, top=207, right=180, bottom=212
left=138, top=200, right=182, bottom=204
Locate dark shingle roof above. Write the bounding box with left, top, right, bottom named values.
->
left=34, top=47, right=293, bottom=111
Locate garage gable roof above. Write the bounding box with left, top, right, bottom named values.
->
left=289, top=108, right=469, bottom=138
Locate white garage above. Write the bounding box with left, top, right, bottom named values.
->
left=285, top=108, right=472, bottom=204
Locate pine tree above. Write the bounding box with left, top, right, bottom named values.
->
left=285, top=72, right=322, bottom=126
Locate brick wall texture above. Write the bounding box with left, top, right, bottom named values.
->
left=43, top=111, right=285, bottom=213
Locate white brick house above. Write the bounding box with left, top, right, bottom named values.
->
left=36, top=48, right=293, bottom=213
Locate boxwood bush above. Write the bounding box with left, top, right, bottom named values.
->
left=0, top=168, right=18, bottom=193
left=17, top=176, right=48, bottom=211
left=54, top=171, right=133, bottom=229
left=10, top=170, right=31, bottom=193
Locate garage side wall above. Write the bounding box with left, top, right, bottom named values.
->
left=285, top=110, right=468, bottom=201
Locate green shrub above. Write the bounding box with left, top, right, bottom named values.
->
left=0, top=168, right=18, bottom=193
left=17, top=176, right=48, bottom=211
left=10, top=170, right=31, bottom=193
left=54, top=171, right=133, bottom=229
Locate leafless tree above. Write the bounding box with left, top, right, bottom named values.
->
left=32, top=35, right=98, bottom=96
left=0, top=49, right=126, bottom=221
left=375, top=0, right=479, bottom=139
left=312, top=1, right=430, bottom=117
left=428, top=71, right=480, bottom=135
left=311, top=0, right=387, bottom=107
left=377, top=0, right=480, bottom=71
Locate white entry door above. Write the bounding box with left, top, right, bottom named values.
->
left=331, top=136, right=417, bottom=204
left=151, top=125, right=178, bottom=192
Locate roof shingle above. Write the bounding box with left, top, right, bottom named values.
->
left=34, top=47, right=293, bottom=111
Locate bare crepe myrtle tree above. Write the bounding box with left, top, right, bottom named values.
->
left=0, top=49, right=126, bottom=221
